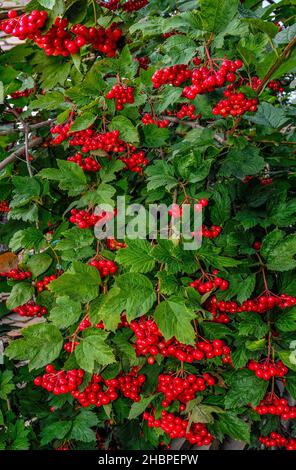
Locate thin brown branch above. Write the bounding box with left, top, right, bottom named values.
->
left=255, top=36, right=296, bottom=94
left=0, top=137, right=43, bottom=172
left=164, top=116, right=226, bottom=145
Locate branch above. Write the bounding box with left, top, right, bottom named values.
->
left=24, top=123, right=33, bottom=177
left=0, top=119, right=54, bottom=135
left=164, top=116, right=226, bottom=145
left=255, top=36, right=296, bottom=94
left=0, top=137, right=43, bottom=172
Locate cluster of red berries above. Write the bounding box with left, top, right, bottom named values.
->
left=212, top=91, right=258, bottom=117
left=106, top=84, right=134, bottom=111
left=255, top=395, right=296, bottom=420
left=121, top=0, right=149, bottom=10
left=72, top=368, right=146, bottom=407
left=130, top=317, right=231, bottom=364
left=152, top=65, right=192, bottom=88
left=176, top=104, right=196, bottom=120
left=89, top=258, right=118, bottom=278
left=0, top=269, right=32, bottom=281
left=68, top=152, right=101, bottom=172
left=34, top=365, right=84, bottom=394
left=259, top=433, right=296, bottom=450
left=157, top=373, right=215, bottom=407
left=142, top=113, right=169, bottom=128
left=69, top=208, right=114, bottom=229
left=69, top=129, right=125, bottom=154
left=144, top=411, right=213, bottom=446
left=63, top=341, right=79, bottom=353
left=0, top=201, right=10, bottom=212
left=35, top=273, right=61, bottom=293
left=12, top=302, right=47, bottom=318
left=190, top=274, right=229, bottom=294
left=106, top=238, right=126, bottom=250
left=0, top=10, right=48, bottom=39
left=252, top=76, right=284, bottom=94
left=70, top=23, right=122, bottom=57
left=182, top=59, right=243, bottom=100
left=202, top=225, right=222, bottom=239
left=260, top=177, right=273, bottom=186
left=11, top=88, right=35, bottom=99
left=119, top=150, right=149, bottom=173
left=99, top=0, right=148, bottom=11
left=135, top=56, right=150, bottom=70
left=248, top=360, right=288, bottom=380
left=78, top=315, right=104, bottom=332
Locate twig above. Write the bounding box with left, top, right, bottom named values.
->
left=24, top=123, right=33, bottom=177
left=164, top=116, right=226, bottom=145
left=0, top=119, right=54, bottom=135
left=255, top=36, right=296, bottom=94
left=0, top=137, right=43, bottom=171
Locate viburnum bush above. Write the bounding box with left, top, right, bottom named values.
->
left=0, top=0, right=295, bottom=452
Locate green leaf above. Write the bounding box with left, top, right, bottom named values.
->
left=49, top=296, right=82, bottom=329
left=11, top=177, right=41, bottom=208
left=154, top=297, right=196, bottom=345
left=49, top=262, right=101, bottom=303
left=70, top=112, right=97, bottom=132
left=276, top=308, right=296, bottom=332
left=97, top=273, right=156, bottom=325
left=236, top=275, right=256, bottom=303
left=216, top=413, right=250, bottom=443
left=9, top=228, right=44, bottom=251
left=246, top=102, right=290, bottom=129
left=266, top=234, right=296, bottom=272
left=128, top=396, right=155, bottom=420
left=29, top=92, right=66, bottom=111
left=225, top=370, right=268, bottom=408
left=70, top=410, right=98, bottom=442
left=219, top=145, right=265, bottom=178
left=110, top=116, right=139, bottom=143
left=143, top=125, right=170, bottom=148
left=238, top=312, right=269, bottom=338
left=261, top=229, right=284, bottom=259
left=41, top=421, right=72, bottom=446
left=286, top=374, right=296, bottom=400
left=278, top=350, right=296, bottom=372
left=146, top=161, right=177, bottom=191
left=116, top=240, right=155, bottom=273
left=39, top=160, right=87, bottom=196
left=6, top=323, right=63, bottom=371
left=6, top=283, right=34, bottom=310
left=75, top=332, right=115, bottom=373
left=27, top=253, right=52, bottom=278
left=0, top=371, right=15, bottom=400
left=199, top=0, right=239, bottom=33
left=274, top=24, right=296, bottom=45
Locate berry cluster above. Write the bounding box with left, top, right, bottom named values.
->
left=130, top=317, right=231, bottom=364
left=99, top=0, right=120, bottom=10
left=0, top=201, right=10, bottom=212
left=11, top=88, right=35, bottom=99
left=69, top=208, right=114, bottom=229
left=202, top=225, right=222, bottom=239
left=135, top=56, right=150, bottom=70
left=190, top=274, right=229, bottom=294
left=119, top=150, right=148, bottom=173
left=212, top=91, right=258, bottom=117
left=69, top=129, right=125, bottom=154
left=89, top=258, right=118, bottom=278
left=106, top=238, right=127, bottom=251
left=157, top=373, right=215, bottom=407
left=34, top=365, right=84, bottom=394
left=152, top=65, right=192, bottom=88
left=259, top=433, right=296, bottom=450
left=64, top=341, right=79, bottom=353
left=260, top=177, right=273, bottom=186
left=248, top=360, right=288, bottom=380
left=106, top=84, right=134, bottom=111
left=255, top=395, right=296, bottom=420
left=36, top=18, right=121, bottom=57
left=12, top=302, right=47, bottom=318
left=0, top=269, right=32, bottom=281
left=176, top=104, right=196, bottom=120
left=267, top=80, right=284, bottom=93
left=68, top=152, right=101, bottom=172
left=207, top=293, right=296, bottom=316
left=122, top=0, right=149, bottom=11
left=142, top=113, right=169, bottom=128
left=144, top=411, right=213, bottom=446
left=35, top=273, right=61, bottom=293
left=182, top=60, right=243, bottom=100
left=78, top=315, right=104, bottom=331
left=0, top=10, right=48, bottom=39
left=72, top=368, right=146, bottom=407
